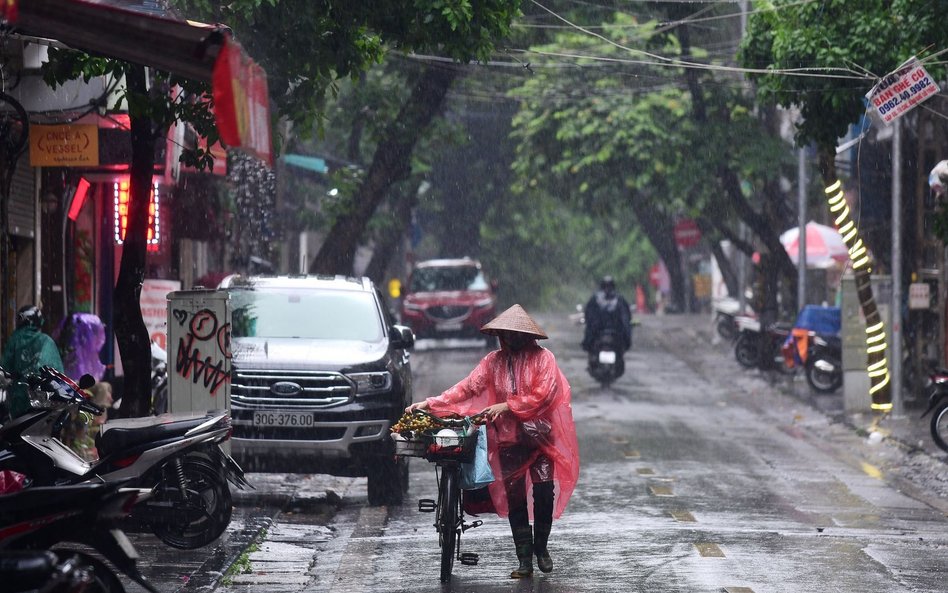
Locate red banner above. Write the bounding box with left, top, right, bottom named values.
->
left=212, top=35, right=272, bottom=165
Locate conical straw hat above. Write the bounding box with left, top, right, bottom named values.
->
left=480, top=304, right=548, bottom=339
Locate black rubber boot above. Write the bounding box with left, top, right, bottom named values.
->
left=510, top=526, right=534, bottom=579
left=533, top=481, right=554, bottom=573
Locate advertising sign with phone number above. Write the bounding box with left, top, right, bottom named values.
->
left=866, top=57, right=940, bottom=124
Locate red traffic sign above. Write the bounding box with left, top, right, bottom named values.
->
left=673, top=219, right=701, bottom=249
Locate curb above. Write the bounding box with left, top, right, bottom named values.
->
left=178, top=512, right=276, bottom=593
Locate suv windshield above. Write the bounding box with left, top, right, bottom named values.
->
left=229, top=289, right=383, bottom=341
left=409, top=266, right=488, bottom=292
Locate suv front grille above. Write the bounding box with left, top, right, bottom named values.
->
left=426, top=305, right=471, bottom=321
left=231, top=369, right=353, bottom=410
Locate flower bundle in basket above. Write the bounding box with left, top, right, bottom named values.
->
left=391, top=410, right=476, bottom=460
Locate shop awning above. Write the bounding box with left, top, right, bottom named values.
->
left=15, top=0, right=227, bottom=83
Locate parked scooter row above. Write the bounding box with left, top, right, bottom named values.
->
left=0, top=364, right=251, bottom=550
left=727, top=305, right=843, bottom=394
left=1, top=478, right=158, bottom=593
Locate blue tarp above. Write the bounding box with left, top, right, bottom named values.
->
left=794, top=305, right=841, bottom=335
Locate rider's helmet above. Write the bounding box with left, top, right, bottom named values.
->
left=599, top=276, right=616, bottom=297
left=15, top=305, right=44, bottom=330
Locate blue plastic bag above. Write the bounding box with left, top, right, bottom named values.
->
left=460, top=424, right=495, bottom=490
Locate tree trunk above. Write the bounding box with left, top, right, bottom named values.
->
left=309, top=66, right=459, bottom=275
left=364, top=189, right=415, bottom=284
left=113, top=66, right=156, bottom=418
left=817, top=146, right=891, bottom=408
left=677, top=22, right=797, bottom=313
left=629, top=195, right=686, bottom=311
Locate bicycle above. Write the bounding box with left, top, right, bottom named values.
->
left=392, top=411, right=485, bottom=583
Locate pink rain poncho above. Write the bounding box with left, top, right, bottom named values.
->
left=426, top=342, right=580, bottom=519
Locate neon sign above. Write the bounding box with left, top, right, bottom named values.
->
left=114, top=179, right=160, bottom=251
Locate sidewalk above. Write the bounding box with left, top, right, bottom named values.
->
left=698, top=312, right=948, bottom=511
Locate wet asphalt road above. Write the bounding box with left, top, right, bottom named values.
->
left=122, top=312, right=948, bottom=592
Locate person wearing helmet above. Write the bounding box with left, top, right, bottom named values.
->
left=407, top=304, right=580, bottom=579
left=582, top=276, right=633, bottom=371
left=1, top=305, right=65, bottom=419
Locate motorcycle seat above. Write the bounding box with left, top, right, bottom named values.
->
left=96, top=412, right=221, bottom=454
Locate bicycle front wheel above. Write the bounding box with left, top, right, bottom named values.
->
left=438, top=467, right=460, bottom=583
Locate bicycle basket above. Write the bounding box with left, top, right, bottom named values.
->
left=391, top=432, right=428, bottom=457
left=391, top=428, right=478, bottom=462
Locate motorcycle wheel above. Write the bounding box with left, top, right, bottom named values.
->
left=715, top=315, right=737, bottom=342
left=734, top=334, right=760, bottom=368
left=930, top=403, right=948, bottom=453
left=805, top=359, right=842, bottom=394
left=150, top=451, right=232, bottom=550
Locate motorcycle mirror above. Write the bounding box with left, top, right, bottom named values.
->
left=78, top=374, right=96, bottom=390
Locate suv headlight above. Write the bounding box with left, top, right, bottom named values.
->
left=350, top=372, right=393, bottom=396
left=403, top=302, right=425, bottom=312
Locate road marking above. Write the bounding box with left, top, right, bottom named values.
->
left=636, top=467, right=655, bottom=475
left=860, top=461, right=883, bottom=479
left=724, top=588, right=755, bottom=593
left=623, top=450, right=641, bottom=459
left=694, top=542, right=725, bottom=557
left=611, top=436, right=630, bottom=444
left=669, top=510, right=696, bottom=522
left=648, top=484, right=674, bottom=497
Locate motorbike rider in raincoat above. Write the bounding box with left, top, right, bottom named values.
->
left=1, top=305, right=65, bottom=419
left=407, top=304, right=580, bottom=579
left=582, top=276, right=632, bottom=374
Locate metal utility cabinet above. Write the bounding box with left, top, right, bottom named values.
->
left=166, top=289, right=232, bottom=416
left=841, top=273, right=891, bottom=412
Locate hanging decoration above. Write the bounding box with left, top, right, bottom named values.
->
left=825, top=180, right=891, bottom=410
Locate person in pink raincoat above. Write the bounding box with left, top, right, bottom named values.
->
left=407, top=304, right=580, bottom=579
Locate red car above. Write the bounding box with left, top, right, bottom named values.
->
left=400, top=258, right=498, bottom=344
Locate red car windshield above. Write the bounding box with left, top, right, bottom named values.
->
left=409, top=266, right=488, bottom=293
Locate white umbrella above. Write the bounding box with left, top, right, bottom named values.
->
left=780, top=221, right=849, bottom=269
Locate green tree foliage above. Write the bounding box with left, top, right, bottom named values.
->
left=39, top=0, right=521, bottom=415
left=505, top=8, right=795, bottom=310
left=739, top=0, right=945, bottom=172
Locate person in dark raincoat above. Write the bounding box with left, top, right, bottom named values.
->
left=1, top=305, right=65, bottom=419
left=583, top=276, right=632, bottom=352
left=407, top=304, right=580, bottom=579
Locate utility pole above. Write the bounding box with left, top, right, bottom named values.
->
left=798, top=147, right=807, bottom=309
left=891, top=118, right=903, bottom=416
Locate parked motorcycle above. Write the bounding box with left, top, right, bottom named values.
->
left=0, top=365, right=251, bottom=550
left=920, top=368, right=948, bottom=453
left=733, top=316, right=793, bottom=373
left=587, top=328, right=624, bottom=387
left=712, top=297, right=751, bottom=342
left=803, top=333, right=843, bottom=393
left=150, top=341, right=169, bottom=416
left=0, top=479, right=158, bottom=593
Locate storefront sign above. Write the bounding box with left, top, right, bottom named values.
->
left=866, top=57, right=940, bottom=124
left=908, top=282, right=931, bottom=310
left=29, top=124, right=99, bottom=167
left=213, top=35, right=272, bottom=165
left=142, top=279, right=181, bottom=350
